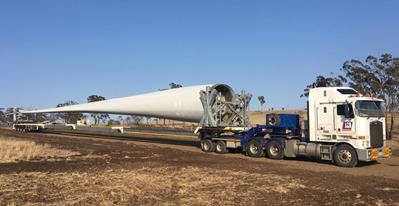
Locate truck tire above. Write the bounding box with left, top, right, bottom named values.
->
left=266, top=140, right=284, bottom=160
left=333, top=144, right=358, bottom=168
left=246, top=140, right=265, bottom=158
left=201, top=139, right=215, bottom=153
left=215, top=141, right=228, bottom=154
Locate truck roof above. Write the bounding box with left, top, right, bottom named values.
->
left=310, top=87, right=358, bottom=94
left=309, top=87, right=384, bottom=102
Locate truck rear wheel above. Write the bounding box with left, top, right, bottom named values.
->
left=333, top=144, right=358, bottom=168
left=201, top=139, right=215, bottom=153
left=266, top=140, right=284, bottom=160
left=246, top=140, right=264, bottom=157
left=215, top=141, right=228, bottom=154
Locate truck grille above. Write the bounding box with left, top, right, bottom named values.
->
left=370, top=121, right=383, bottom=148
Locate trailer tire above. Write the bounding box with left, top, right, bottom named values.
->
left=215, top=141, right=228, bottom=154
left=201, top=139, right=215, bottom=153
left=266, top=140, right=284, bottom=160
left=333, top=144, right=358, bottom=168
left=246, top=140, right=265, bottom=158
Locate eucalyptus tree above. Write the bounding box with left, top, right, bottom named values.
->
left=342, top=54, right=399, bottom=139
left=87, top=95, right=110, bottom=125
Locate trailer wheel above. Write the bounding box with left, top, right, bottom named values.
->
left=215, top=141, right=228, bottom=154
left=246, top=140, right=265, bottom=157
left=201, top=139, right=215, bottom=153
left=266, top=140, right=284, bottom=160
left=333, top=144, right=358, bottom=168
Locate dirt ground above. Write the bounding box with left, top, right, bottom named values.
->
left=0, top=129, right=398, bottom=206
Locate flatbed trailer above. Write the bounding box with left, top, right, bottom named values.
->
left=13, top=123, right=47, bottom=132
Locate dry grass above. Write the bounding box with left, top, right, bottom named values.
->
left=0, top=166, right=307, bottom=206
left=0, top=136, right=80, bottom=163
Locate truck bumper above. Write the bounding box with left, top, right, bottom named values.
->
left=356, top=147, right=391, bottom=162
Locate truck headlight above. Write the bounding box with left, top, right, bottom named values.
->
left=371, top=149, right=379, bottom=160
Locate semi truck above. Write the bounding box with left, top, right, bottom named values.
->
left=196, top=87, right=391, bottom=167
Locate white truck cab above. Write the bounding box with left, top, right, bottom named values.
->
left=308, top=87, right=390, bottom=165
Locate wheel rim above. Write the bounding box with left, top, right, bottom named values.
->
left=269, top=145, right=279, bottom=156
left=338, top=149, right=352, bottom=163
left=203, top=142, right=210, bottom=151
left=250, top=144, right=259, bottom=154
left=216, top=144, right=221, bottom=152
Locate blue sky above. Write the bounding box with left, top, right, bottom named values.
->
left=1, top=0, right=398, bottom=110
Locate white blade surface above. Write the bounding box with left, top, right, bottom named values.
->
left=22, top=84, right=227, bottom=123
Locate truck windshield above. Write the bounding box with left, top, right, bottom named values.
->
left=355, top=101, right=385, bottom=117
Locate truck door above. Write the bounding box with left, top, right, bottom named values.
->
left=335, top=104, right=355, bottom=134
left=317, top=104, right=334, bottom=134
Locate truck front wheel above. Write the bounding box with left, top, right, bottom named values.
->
left=333, top=144, right=358, bottom=168
left=246, top=140, right=265, bottom=157
left=201, top=139, right=215, bottom=153
left=266, top=140, right=284, bottom=160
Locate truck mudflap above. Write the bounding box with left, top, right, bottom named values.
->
left=356, top=147, right=391, bottom=162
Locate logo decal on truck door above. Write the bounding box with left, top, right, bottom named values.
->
left=342, top=120, right=352, bottom=131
